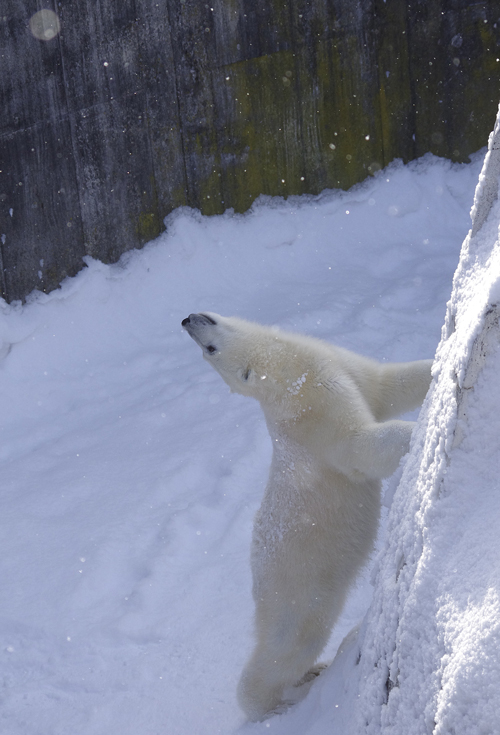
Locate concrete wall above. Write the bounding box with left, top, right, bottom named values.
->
left=1, top=0, right=499, bottom=302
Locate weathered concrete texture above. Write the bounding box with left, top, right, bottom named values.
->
left=1, top=0, right=499, bottom=301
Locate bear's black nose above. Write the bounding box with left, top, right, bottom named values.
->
left=182, top=313, right=217, bottom=328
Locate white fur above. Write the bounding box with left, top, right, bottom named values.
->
left=182, top=312, right=432, bottom=720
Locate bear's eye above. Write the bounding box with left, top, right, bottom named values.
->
left=242, top=368, right=251, bottom=381
left=206, top=345, right=217, bottom=354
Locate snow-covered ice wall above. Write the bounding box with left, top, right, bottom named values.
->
left=354, top=107, right=500, bottom=734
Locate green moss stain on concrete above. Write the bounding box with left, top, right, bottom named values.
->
left=133, top=0, right=500, bottom=224
left=135, top=211, right=161, bottom=243
left=160, top=1, right=500, bottom=220
left=195, top=50, right=307, bottom=214
left=134, top=175, right=162, bottom=245
left=373, top=0, right=413, bottom=167
left=312, top=35, right=379, bottom=190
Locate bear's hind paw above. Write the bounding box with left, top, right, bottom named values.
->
left=294, top=663, right=328, bottom=687
left=263, top=699, right=295, bottom=719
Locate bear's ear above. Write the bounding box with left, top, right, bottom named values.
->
left=237, top=366, right=253, bottom=383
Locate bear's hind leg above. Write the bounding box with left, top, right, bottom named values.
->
left=237, top=605, right=333, bottom=720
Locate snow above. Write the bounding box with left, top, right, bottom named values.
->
left=0, top=151, right=488, bottom=734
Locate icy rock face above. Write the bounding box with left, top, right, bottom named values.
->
left=353, top=107, right=500, bottom=734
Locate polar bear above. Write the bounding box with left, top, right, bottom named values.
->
left=182, top=312, right=432, bottom=721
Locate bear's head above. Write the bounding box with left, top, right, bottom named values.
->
left=181, top=312, right=310, bottom=410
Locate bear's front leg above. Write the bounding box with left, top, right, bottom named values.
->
left=336, top=419, right=416, bottom=480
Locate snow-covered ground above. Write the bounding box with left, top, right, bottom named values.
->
left=0, top=153, right=485, bottom=734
